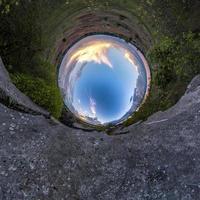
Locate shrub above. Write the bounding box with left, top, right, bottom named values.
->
left=149, top=32, right=200, bottom=89
left=125, top=32, right=200, bottom=126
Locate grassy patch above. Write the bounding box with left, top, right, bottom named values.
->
left=0, top=1, right=63, bottom=118
left=11, top=73, right=63, bottom=118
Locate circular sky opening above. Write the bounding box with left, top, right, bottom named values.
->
left=58, top=34, right=150, bottom=126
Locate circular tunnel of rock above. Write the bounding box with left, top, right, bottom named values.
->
left=52, top=9, right=153, bottom=130
left=0, top=1, right=200, bottom=199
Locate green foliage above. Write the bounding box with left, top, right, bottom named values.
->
left=0, top=1, right=43, bottom=76
left=149, top=32, right=200, bottom=89
left=11, top=73, right=63, bottom=119
left=0, top=1, right=64, bottom=119
left=149, top=37, right=177, bottom=89
left=125, top=32, right=200, bottom=126
left=30, top=56, right=59, bottom=83
left=0, top=0, right=19, bottom=14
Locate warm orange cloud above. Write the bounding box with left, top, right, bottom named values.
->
left=69, top=41, right=113, bottom=68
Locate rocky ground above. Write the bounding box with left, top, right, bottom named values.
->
left=0, top=57, right=200, bottom=200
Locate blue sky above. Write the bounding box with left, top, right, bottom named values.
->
left=72, top=46, right=141, bottom=123
left=59, top=34, right=148, bottom=125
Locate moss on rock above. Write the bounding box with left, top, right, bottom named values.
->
left=11, top=73, right=63, bottom=118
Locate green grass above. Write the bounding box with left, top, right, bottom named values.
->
left=11, top=73, right=63, bottom=119
left=8, top=55, right=64, bottom=118
left=0, top=2, right=64, bottom=118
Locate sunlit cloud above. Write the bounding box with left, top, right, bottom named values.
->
left=69, top=41, right=113, bottom=68
left=74, top=97, right=97, bottom=122
left=124, top=52, right=138, bottom=72
left=89, top=97, right=96, bottom=117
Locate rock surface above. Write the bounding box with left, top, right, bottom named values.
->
left=0, top=70, right=200, bottom=199
left=0, top=57, right=50, bottom=117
